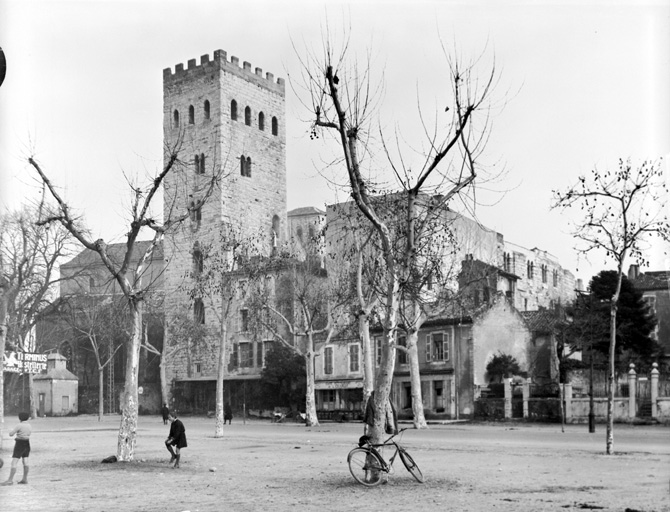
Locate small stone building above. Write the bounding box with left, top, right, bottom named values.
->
left=33, top=353, right=79, bottom=416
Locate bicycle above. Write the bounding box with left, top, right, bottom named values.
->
left=347, top=428, right=424, bottom=486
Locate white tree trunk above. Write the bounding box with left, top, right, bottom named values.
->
left=304, top=347, right=319, bottom=427
left=359, top=313, right=374, bottom=405
left=214, top=323, right=227, bottom=437
left=606, top=303, right=617, bottom=455
left=117, top=299, right=143, bottom=461
left=159, top=359, right=168, bottom=407
left=98, top=366, right=104, bottom=421
left=406, top=331, right=428, bottom=428
left=28, top=374, right=37, bottom=419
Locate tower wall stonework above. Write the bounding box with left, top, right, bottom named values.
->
left=162, top=50, right=286, bottom=386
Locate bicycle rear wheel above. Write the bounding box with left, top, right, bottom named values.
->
left=398, top=448, right=424, bottom=483
left=347, top=448, right=385, bottom=487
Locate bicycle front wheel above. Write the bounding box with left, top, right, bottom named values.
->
left=347, top=448, right=385, bottom=487
left=398, top=448, right=424, bottom=483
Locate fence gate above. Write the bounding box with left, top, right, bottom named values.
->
left=636, top=379, right=652, bottom=417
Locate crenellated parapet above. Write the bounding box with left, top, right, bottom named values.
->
left=163, top=49, right=285, bottom=95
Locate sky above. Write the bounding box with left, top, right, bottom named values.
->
left=1, top=0, right=669, bottom=285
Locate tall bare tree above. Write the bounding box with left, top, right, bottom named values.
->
left=29, top=138, right=223, bottom=461
left=248, top=246, right=350, bottom=427
left=297, top=35, right=499, bottom=441
left=552, top=157, right=669, bottom=455
left=181, top=227, right=256, bottom=437
left=0, top=205, right=74, bottom=442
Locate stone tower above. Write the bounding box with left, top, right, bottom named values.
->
left=161, top=50, right=286, bottom=382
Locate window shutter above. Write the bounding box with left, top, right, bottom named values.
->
left=426, top=334, right=432, bottom=362
left=232, top=343, right=238, bottom=368
left=444, top=332, right=450, bottom=361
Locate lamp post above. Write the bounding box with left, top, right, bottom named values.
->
left=588, top=342, right=595, bottom=433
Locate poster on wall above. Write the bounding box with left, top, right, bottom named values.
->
left=3, top=351, right=48, bottom=374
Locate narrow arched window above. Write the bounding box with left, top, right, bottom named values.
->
left=194, top=298, right=205, bottom=324
left=240, top=155, right=246, bottom=176
left=258, top=112, right=265, bottom=131
left=231, top=100, right=238, bottom=120
left=188, top=105, right=195, bottom=124
left=204, top=100, right=210, bottom=120
left=190, top=200, right=202, bottom=224
left=173, top=109, right=180, bottom=128
left=194, top=154, right=200, bottom=173
left=272, top=215, right=281, bottom=250
left=193, top=244, right=204, bottom=276
left=246, top=156, right=252, bottom=177
left=245, top=106, right=251, bottom=126
left=271, top=116, right=278, bottom=136
left=199, top=153, right=206, bottom=174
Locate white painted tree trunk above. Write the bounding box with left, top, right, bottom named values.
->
left=98, top=367, right=104, bottom=421
left=116, top=299, right=143, bottom=461
left=159, top=359, right=168, bottom=407
left=406, top=331, right=427, bottom=428
left=359, top=313, right=374, bottom=404
left=304, top=344, right=319, bottom=427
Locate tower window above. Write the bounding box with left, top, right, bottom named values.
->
left=231, top=100, right=238, bottom=120
left=258, top=112, right=265, bottom=131
left=240, top=155, right=251, bottom=177
left=272, top=116, right=278, bottom=136
left=272, top=215, right=280, bottom=249
left=194, top=298, right=205, bottom=324
left=190, top=200, right=202, bottom=224
left=245, top=106, right=251, bottom=126
left=188, top=105, right=195, bottom=124
left=194, top=154, right=200, bottom=173
left=193, top=244, right=203, bottom=276
left=204, top=100, right=210, bottom=120
left=199, top=153, right=206, bottom=174
left=173, top=109, right=180, bottom=128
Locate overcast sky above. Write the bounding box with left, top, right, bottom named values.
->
left=1, top=0, right=669, bottom=284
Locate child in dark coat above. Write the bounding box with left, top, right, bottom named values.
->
left=165, top=412, right=187, bottom=468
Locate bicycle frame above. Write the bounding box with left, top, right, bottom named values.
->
left=361, top=429, right=407, bottom=473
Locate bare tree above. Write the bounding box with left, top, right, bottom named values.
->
left=61, top=295, right=124, bottom=421
left=248, top=247, right=350, bottom=427
left=181, top=227, right=256, bottom=437
left=297, top=35, right=499, bottom=441
left=0, top=205, right=74, bottom=443
left=552, top=157, right=669, bottom=455
left=29, top=138, right=223, bottom=460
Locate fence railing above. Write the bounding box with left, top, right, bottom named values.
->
left=477, top=362, right=669, bottom=422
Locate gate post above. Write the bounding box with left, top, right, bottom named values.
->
left=628, top=363, right=637, bottom=419
left=522, top=378, right=530, bottom=418
left=504, top=378, right=512, bottom=419
left=650, top=362, right=659, bottom=419
left=564, top=383, right=572, bottom=421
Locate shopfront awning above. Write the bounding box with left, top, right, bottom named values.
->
left=314, top=379, right=363, bottom=390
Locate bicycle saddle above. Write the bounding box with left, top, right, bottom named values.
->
left=358, top=435, right=370, bottom=447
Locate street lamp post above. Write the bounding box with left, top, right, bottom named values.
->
left=589, top=344, right=595, bottom=433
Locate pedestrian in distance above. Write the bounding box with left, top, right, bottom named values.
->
left=2, top=412, right=32, bottom=485
left=161, top=403, right=170, bottom=425
left=165, top=412, right=187, bottom=469
left=224, top=402, right=233, bottom=425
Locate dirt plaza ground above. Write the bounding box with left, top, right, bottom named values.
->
left=0, top=414, right=668, bottom=512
